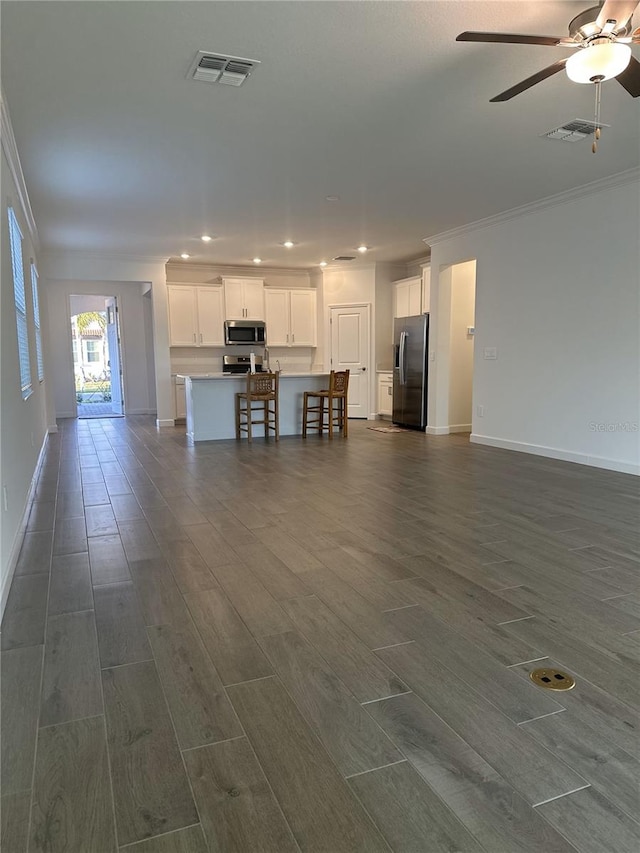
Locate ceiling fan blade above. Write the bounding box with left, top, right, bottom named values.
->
left=616, top=54, right=640, bottom=95
left=456, top=31, right=566, bottom=46
left=596, top=0, right=639, bottom=30
left=490, top=59, right=568, bottom=102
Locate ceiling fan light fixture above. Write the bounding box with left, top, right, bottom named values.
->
left=566, top=41, right=631, bottom=83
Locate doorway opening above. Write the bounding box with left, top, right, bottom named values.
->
left=70, top=294, right=124, bottom=418
left=441, top=260, right=476, bottom=434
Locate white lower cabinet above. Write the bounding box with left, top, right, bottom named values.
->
left=265, top=288, right=316, bottom=347
left=378, top=372, right=393, bottom=416
left=175, top=380, right=186, bottom=420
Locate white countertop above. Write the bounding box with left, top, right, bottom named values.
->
left=177, top=372, right=328, bottom=380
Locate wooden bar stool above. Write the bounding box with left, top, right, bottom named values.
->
left=302, top=370, right=349, bottom=439
left=235, top=372, right=280, bottom=442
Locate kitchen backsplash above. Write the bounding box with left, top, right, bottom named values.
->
left=170, top=346, right=320, bottom=374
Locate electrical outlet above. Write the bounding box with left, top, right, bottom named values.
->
left=429, top=351, right=436, bottom=362
left=477, top=405, right=485, bottom=417
left=3, top=486, right=8, bottom=512
left=483, top=347, right=497, bottom=360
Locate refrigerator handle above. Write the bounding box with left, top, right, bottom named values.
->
left=399, top=331, right=408, bottom=386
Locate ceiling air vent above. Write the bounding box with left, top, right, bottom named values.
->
left=541, top=118, right=610, bottom=142
left=188, top=51, right=260, bottom=87
left=333, top=255, right=356, bottom=261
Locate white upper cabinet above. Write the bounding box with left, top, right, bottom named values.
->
left=421, top=264, right=431, bottom=313
left=223, top=277, right=264, bottom=320
left=167, top=285, right=198, bottom=346
left=264, top=289, right=289, bottom=346
left=289, top=290, right=317, bottom=346
left=393, top=276, right=422, bottom=318
left=265, top=288, right=317, bottom=347
left=167, top=284, right=224, bottom=347
left=196, top=287, right=224, bottom=346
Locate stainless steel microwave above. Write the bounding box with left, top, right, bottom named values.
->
left=224, top=320, right=266, bottom=346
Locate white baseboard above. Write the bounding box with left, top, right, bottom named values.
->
left=1, top=433, right=49, bottom=617
left=156, top=418, right=175, bottom=428
left=425, top=426, right=450, bottom=435
left=424, top=424, right=477, bottom=436
left=58, top=410, right=75, bottom=418
left=47, top=424, right=58, bottom=434
left=470, top=433, right=640, bottom=476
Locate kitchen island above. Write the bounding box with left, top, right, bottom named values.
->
left=178, top=373, right=329, bottom=442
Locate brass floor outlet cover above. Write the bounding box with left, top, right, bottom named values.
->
left=530, top=667, right=576, bottom=691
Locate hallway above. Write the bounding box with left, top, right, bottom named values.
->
left=2, top=417, right=639, bottom=852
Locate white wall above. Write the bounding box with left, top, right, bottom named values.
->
left=166, top=261, right=311, bottom=290
left=321, top=265, right=376, bottom=417
left=69, top=293, right=107, bottom=314
left=375, top=263, right=406, bottom=371
left=427, top=174, right=640, bottom=474
left=44, top=279, right=156, bottom=417
left=41, top=254, right=169, bottom=422
left=448, top=260, right=476, bottom=431
left=1, top=145, right=49, bottom=613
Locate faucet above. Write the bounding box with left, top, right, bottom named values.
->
left=264, top=346, right=270, bottom=370
left=276, top=359, right=281, bottom=373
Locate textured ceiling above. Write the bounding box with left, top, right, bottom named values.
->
left=2, top=1, right=639, bottom=268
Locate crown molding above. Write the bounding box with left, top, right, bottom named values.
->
left=1, top=91, right=39, bottom=251
left=166, top=261, right=310, bottom=278
left=318, top=260, right=378, bottom=273
left=423, top=167, right=640, bottom=248
left=43, top=250, right=170, bottom=265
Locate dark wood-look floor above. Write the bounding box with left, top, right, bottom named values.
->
left=1, top=416, right=639, bottom=853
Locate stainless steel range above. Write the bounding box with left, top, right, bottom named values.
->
left=222, top=355, right=264, bottom=374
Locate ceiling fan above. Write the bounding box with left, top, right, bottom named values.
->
left=457, top=0, right=640, bottom=101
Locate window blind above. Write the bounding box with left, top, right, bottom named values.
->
left=8, top=208, right=32, bottom=398
left=31, top=262, right=44, bottom=381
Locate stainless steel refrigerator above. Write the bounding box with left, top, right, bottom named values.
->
left=393, top=314, right=429, bottom=430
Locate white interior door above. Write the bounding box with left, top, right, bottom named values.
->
left=105, top=297, right=124, bottom=415
left=330, top=305, right=370, bottom=418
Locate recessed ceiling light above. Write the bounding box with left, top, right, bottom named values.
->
left=253, top=257, right=262, bottom=264
left=201, top=234, right=213, bottom=242
left=319, top=261, right=327, bottom=267
left=357, top=245, right=369, bottom=253
left=180, top=253, right=190, bottom=259
left=282, top=241, right=295, bottom=248
left=325, top=195, right=340, bottom=202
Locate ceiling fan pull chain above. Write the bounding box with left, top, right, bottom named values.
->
left=592, top=80, right=602, bottom=153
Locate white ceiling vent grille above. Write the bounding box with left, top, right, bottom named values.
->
left=188, top=51, right=260, bottom=87
left=541, top=118, right=610, bottom=143
left=333, top=255, right=356, bottom=261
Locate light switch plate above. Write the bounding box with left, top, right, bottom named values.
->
left=483, top=347, right=497, bottom=360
